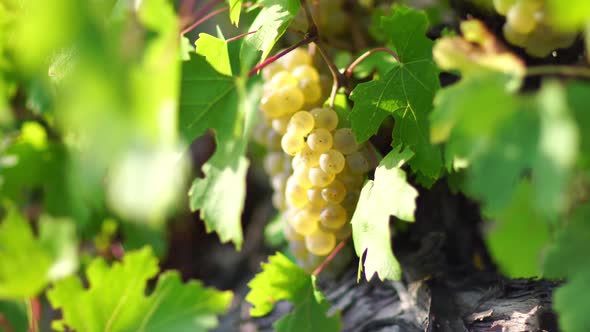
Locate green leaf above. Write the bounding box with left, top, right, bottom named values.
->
left=351, top=146, right=418, bottom=281
left=228, top=0, right=242, bottom=26
left=48, top=247, right=233, bottom=332
left=0, top=300, right=28, bottom=332
left=484, top=180, right=550, bottom=277
left=349, top=6, right=441, bottom=179
left=546, top=0, right=590, bottom=30
left=543, top=203, right=590, bottom=332
left=0, top=206, right=78, bottom=299
left=246, top=253, right=341, bottom=332
left=180, top=34, right=260, bottom=248
left=240, top=0, right=300, bottom=70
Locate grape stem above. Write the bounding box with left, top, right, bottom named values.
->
left=181, top=2, right=255, bottom=36
left=312, top=240, right=348, bottom=277
left=180, top=0, right=223, bottom=31
left=526, top=65, right=590, bottom=78
left=226, top=30, right=258, bottom=43
left=345, top=47, right=400, bottom=78
left=0, top=315, right=16, bottom=332
left=248, top=36, right=317, bottom=76
left=27, top=297, right=41, bottom=332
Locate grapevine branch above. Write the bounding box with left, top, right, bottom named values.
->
left=248, top=36, right=316, bottom=76
left=226, top=30, right=258, bottom=43
left=345, top=47, right=400, bottom=78
left=181, top=2, right=254, bottom=36
left=526, top=65, right=590, bottom=78
left=180, top=0, right=223, bottom=30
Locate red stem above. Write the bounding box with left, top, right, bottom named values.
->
left=181, top=2, right=255, bottom=36
left=111, top=242, right=125, bottom=260
left=312, top=240, right=348, bottom=276
left=0, top=315, right=16, bottom=332
left=345, top=47, right=400, bottom=78
left=27, top=298, right=41, bottom=332
left=180, top=0, right=223, bottom=30
left=248, top=36, right=316, bottom=77
left=226, top=30, right=258, bottom=43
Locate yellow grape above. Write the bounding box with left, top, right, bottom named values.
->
left=319, top=149, right=345, bottom=175
left=319, top=204, right=348, bottom=230
left=271, top=115, right=291, bottom=134
left=506, top=1, right=539, bottom=34
left=292, top=167, right=313, bottom=189
left=260, top=93, right=283, bottom=118
left=270, top=71, right=298, bottom=89
left=290, top=207, right=320, bottom=236
left=289, top=239, right=309, bottom=258
left=281, top=132, right=305, bottom=156
left=309, top=167, right=335, bottom=187
left=307, top=128, right=333, bottom=153
left=263, top=152, right=285, bottom=176
left=333, top=128, right=358, bottom=154
left=310, top=108, right=338, bottom=131
left=280, top=48, right=312, bottom=70
left=292, top=65, right=320, bottom=82
left=262, top=61, right=284, bottom=81
left=286, top=179, right=308, bottom=208
left=285, top=223, right=304, bottom=241
left=277, top=86, right=305, bottom=115
left=307, top=187, right=328, bottom=209
left=299, top=79, right=322, bottom=104
left=305, top=228, right=336, bottom=256
left=299, top=145, right=321, bottom=168
left=321, top=180, right=346, bottom=204
left=288, top=111, right=315, bottom=136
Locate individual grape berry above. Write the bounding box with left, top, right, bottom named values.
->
left=319, top=204, right=348, bottom=230
left=321, top=180, right=346, bottom=204
left=299, top=145, right=321, bottom=168
left=262, top=61, right=283, bottom=81
left=292, top=65, right=320, bottom=82
left=288, top=111, right=315, bottom=136
left=260, top=93, right=283, bottom=118
left=309, top=167, right=335, bottom=187
left=299, top=79, right=322, bottom=104
left=333, top=128, right=359, bottom=154
left=307, top=128, right=333, bottom=153
left=305, top=228, right=336, bottom=256
left=493, top=0, right=516, bottom=16
left=281, top=48, right=311, bottom=70
left=281, top=132, right=305, bottom=156
left=319, top=149, right=345, bottom=175
left=292, top=166, right=313, bottom=189
left=270, top=71, right=299, bottom=89
left=506, top=1, right=539, bottom=34
left=310, top=108, right=338, bottom=131
left=346, top=151, right=370, bottom=174
left=277, top=86, right=305, bottom=115
left=503, top=23, right=528, bottom=46
left=271, top=115, right=291, bottom=134
left=285, top=222, right=304, bottom=241
left=286, top=179, right=308, bottom=208
left=290, top=207, right=320, bottom=236
left=307, top=187, right=328, bottom=209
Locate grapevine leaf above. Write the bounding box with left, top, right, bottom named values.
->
left=0, top=206, right=78, bottom=299
left=47, top=247, right=233, bottom=332
left=351, top=146, right=418, bottom=281
left=240, top=0, right=300, bottom=70
left=542, top=203, right=590, bottom=332
left=546, top=0, right=590, bottom=30
left=0, top=300, right=28, bottom=331
left=349, top=6, right=441, bottom=179
left=484, top=180, right=550, bottom=277
left=180, top=34, right=260, bottom=249
left=246, top=253, right=341, bottom=332
left=565, top=82, right=590, bottom=162
left=228, top=0, right=242, bottom=26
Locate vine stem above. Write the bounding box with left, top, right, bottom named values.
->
left=27, top=298, right=41, bottom=332
left=180, top=0, right=223, bottom=30
left=0, top=315, right=15, bottom=332
left=345, top=47, right=400, bottom=78
left=312, top=240, right=348, bottom=277
left=181, top=2, right=254, bottom=36
left=526, top=65, right=590, bottom=78
left=248, top=36, right=316, bottom=76
left=226, top=30, right=258, bottom=43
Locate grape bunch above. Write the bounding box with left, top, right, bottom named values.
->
left=254, top=48, right=368, bottom=272
left=493, top=0, right=577, bottom=57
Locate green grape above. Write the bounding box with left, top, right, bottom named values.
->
left=346, top=151, right=370, bottom=174
left=272, top=191, right=286, bottom=210
left=277, top=86, right=305, bottom=115
left=319, top=204, right=348, bottom=230
left=307, top=187, right=328, bottom=209
left=506, top=1, right=539, bottom=34
left=299, top=145, right=321, bottom=168
left=305, top=228, right=336, bottom=256
left=281, top=48, right=311, bottom=70
left=503, top=23, right=529, bottom=46
left=272, top=115, right=291, bottom=134
left=334, top=223, right=352, bottom=240
left=291, top=154, right=304, bottom=169
left=260, top=93, right=284, bottom=118
left=270, top=71, right=298, bottom=89
left=333, top=128, right=359, bottom=154
left=321, top=180, right=346, bottom=204
left=285, top=223, right=304, bottom=241
left=262, top=61, right=284, bottom=81
left=307, top=128, right=333, bottom=153
left=288, top=111, right=315, bottom=136
left=309, top=167, right=335, bottom=187
left=281, top=132, right=305, bottom=156
left=290, top=207, right=320, bottom=236
left=299, top=78, right=322, bottom=104
left=286, top=179, right=308, bottom=208
left=292, top=166, right=313, bottom=189
left=493, top=0, right=516, bottom=15
left=265, top=129, right=282, bottom=150
left=289, top=239, right=309, bottom=258
left=263, top=152, right=285, bottom=176
left=271, top=171, right=289, bottom=193
left=319, top=149, right=345, bottom=175
left=310, top=108, right=338, bottom=131
left=292, top=65, right=320, bottom=82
